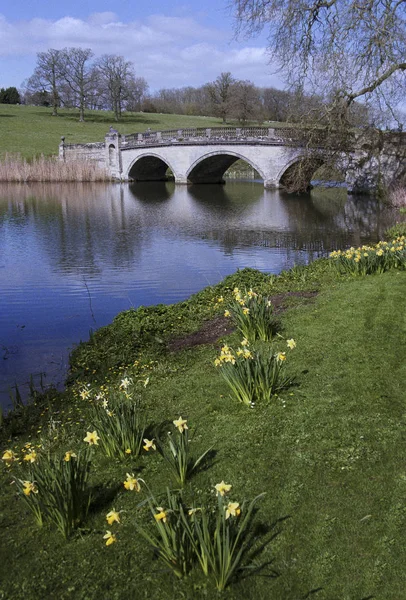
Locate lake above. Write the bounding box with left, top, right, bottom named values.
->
left=0, top=180, right=395, bottom=410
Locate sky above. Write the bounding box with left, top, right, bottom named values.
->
left=0, top=0, right=283, bottom=92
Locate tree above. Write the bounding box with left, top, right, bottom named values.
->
left=206, top=72, right=236, bottom=123
left=95, top=54, right=135, bottom=121
left=0, top=87, right=21, bottom=104
left=26, top=50, right=62, bottom=116
left=231, top=0, right=406, bottom=128
left=125, top=77, right=149, bottom=112
left=58, top=48, right=95, bottom=122
left=230, top=80, right=261, bottom=124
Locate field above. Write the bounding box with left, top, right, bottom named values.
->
left=0, top=105, right=272, bottom=159
left=1, top=243, right=406, bottom=599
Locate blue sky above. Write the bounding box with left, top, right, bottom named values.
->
left=0, top=0, right=282, bottom=91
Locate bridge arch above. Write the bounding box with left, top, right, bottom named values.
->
left=186, top=150, right=266, bottom=184
left=277, top=155, right=330, bottom=192
left=127, top=152, right=176, bottom=182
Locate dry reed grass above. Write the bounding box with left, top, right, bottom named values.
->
left=0, top=154, right=111, bottom=182
left=389, top=186, right=406, bottom=208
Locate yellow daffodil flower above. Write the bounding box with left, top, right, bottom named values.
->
left=173, top=417, right=188, bottom=433
left=247, top=289, right=257, bottom=298
left=154, top=507, right=168, bottom=523
left=83, top=430, right=100, bottom=445
left=123, top=473, right=141, bottom=492
left=64, top=451, right=77, bottom=462
left=286, top=339, right=296, bottom=350
left=217, top=296, right=224, bottom=303
left=125, top=448, right=132, bottom=454
left=23, top=451, right=37, bottom=463
left=2, top=450, right=16, bottom=465
left=225, top=502, right=241, bottom=519
left=106, top=510, right=120, bottom=525
left=224, top=309, right=231, bottom=317
left=102, top=399, right=109, bottom=409
left=103, top=530, right=117, bottom=546
left=241, top=338, right=249, bottom=346
left=215, top=481, right=232, bottom=497
left=143, top=438, right=156, bottom=452
left=214, top=358, right=221, bottom=367
left=242, top=307, right=250, bottom=315
left=276, top=352, right=286, bottom=362
left=79, top=388, right=91, bottom=400
left=22, top=481, right=38, bottom=496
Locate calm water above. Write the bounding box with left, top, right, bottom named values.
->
left=0, top=180, right=395, bottom=409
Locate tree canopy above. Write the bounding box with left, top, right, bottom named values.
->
left=232, top=0, right=406, bottom=126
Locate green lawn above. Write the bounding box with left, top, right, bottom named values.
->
left=1, top=258, right=406, bottom=599
left=0, top=105, right=280, bottom=159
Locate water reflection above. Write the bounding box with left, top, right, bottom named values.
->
left=0, top=181, right=397, bottom=409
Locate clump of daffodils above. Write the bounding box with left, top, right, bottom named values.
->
left=329, top=237, right=406, bottom=275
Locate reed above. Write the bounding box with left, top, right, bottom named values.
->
left=0, top=153, right=111, bottom=182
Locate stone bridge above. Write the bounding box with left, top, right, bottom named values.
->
left=59, top=126, right=405, bottom=194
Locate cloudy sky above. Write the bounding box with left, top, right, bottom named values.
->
left=0, top=0, right=283, bottom=91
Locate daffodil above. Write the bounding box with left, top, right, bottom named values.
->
left=173, top=417, right=188, bottom=433
left=103, top=530, right=117, bottom=546
left=23, top=451, right=37, bottom=463
left=125, top=448, right=132, bottom=454
left=224, top=309, right=231, bottom=317
left=225, top=502, right=241, bottom=519
left=106, top=510, right=120, bottom=525
left=217, top=296, right=224, bottom=303
left=2, top=450, right=16, bottom=466
left=123, top=473, right=141, bottom=492
left=188, top=508, right=201, bottom=517
left=215, top=481, right=232, bottom=497
left=22, top=481, right=38, bottom=496
left=102, top=399, right=109, bottom=409
left=286, top=339, right=296, bottom=350
left=83, top=430, right=100, bottom=445
left=242, top=307, right=250, bottom=315
left=241, top=338, right=249, bottom=346
left=64, top=451, right=77, bottom=462
left=79, top=388, right=91, bottom=400
left=119, top=377, right=132, bottom=390
left=154, top=507, right=168, bottom=523
left=143, top=438, right=156, bottom=452
left=276, top=352, right=286, bottom=362
left=247, top=288, right=257, bottom=298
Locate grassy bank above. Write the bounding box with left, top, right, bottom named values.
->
left=1, top=245, right=406, bottom=599
left=0, top=105, right=275, bottom=160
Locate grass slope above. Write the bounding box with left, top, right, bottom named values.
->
left=1, top=265, right=405, bottom=599
left=0, top=105, right=277, bottom=159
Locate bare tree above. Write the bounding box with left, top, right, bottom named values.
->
left=125, top=77, right=149, bottom=112
left=58, top=48, right=95, bottom=122
left=95, top=54, right=136, bottom=121
left=26, top=49, right=63, bottom=116
left=206, top=72, right=236, bottom=123
left=231, top=0, right=406, bottom=127
left=230, top=80, right=261, bottom=124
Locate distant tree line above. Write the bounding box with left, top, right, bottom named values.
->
left=143, top=72, right=368, bottom=127
left=19, top=48, right=368, bottom=126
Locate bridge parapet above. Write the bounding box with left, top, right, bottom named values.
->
left=121, top=126, right=305, bottom=149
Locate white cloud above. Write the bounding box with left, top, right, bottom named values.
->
left=0, top=12, right=282, bottom=90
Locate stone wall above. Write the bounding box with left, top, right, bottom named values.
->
left=59, top=142, right=106, bottom=171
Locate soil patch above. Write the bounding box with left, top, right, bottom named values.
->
left=168, top=290, right=318, bottom=352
